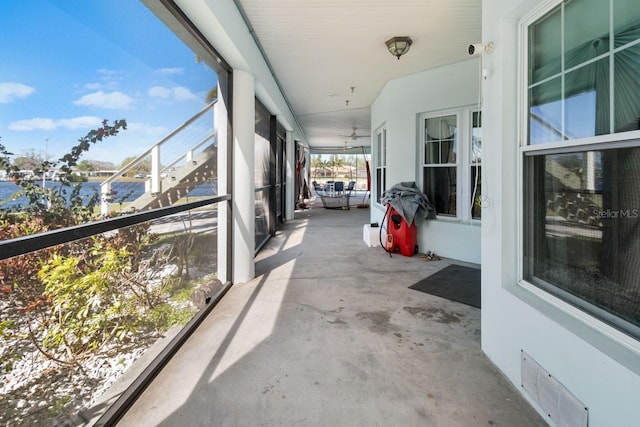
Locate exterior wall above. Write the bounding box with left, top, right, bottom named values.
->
left=482, top=0, right=640, bottom=425
left=371, top=59, right=481, bottom=264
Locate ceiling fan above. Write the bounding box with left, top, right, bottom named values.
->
left=340, top=127, right=370, bottom=141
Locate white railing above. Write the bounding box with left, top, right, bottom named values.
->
left=101, top=100, right=217, bottom=215
left=143, top=132, right=217, bottom=193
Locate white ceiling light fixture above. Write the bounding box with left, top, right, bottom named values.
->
left=385, top=36, right=413, bottom=60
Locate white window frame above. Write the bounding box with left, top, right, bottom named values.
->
left=374, top=125, right=387, bottom=205
left=516, top=0, right=640, bottom=347
left=420, top=107, right=481, bottom=222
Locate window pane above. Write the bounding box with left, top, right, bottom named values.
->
left=425, top=117, right=440, bottom=140
left=376, top=167, right=385, bottom=204
left=0, top=207, right=220, bottom=424
left=425, top=115, right=457, bottom=163
left=524, top=148, right=640, bottom=337
left=382, top=129, right=387, bottom=166
left=564, top=57, right=610, bottom=137
left=423, top=167, right=456, bottom=216
left=472, top=111, right=482, bottom=164
left=529, top=5, right=561, bottom=84
left=440, top=115, right=457, bottom=139
left=564, top=0, right=609, bottom=67
left=425, top=141, right=438, bottom=164
left=529, top=77, right=562, bottom=145
left=255, top=187, right=270, bottom=249
left=0, top=1, right=219, bottom=225
left=441, top=138, right=456, bottom=163
left=614, top=44, right=640, bottom=133
left=471, top=165, right=481, bottom=219
left=254, top=133, right=270, bottom=188
left=614, top=0, right=640, bottom=46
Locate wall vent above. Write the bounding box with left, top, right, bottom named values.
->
left=521, top=350, right=588, bottom=426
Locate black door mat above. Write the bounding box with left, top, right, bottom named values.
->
left=409, top=264, right=481, bottom=308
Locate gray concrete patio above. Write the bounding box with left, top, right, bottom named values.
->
left=118, top=202, right=545, bottom=426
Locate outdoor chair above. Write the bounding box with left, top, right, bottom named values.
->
left=317, top=180, right=351, bottom=210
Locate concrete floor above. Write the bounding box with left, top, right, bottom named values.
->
left=118, top=204, right=546, bottom=427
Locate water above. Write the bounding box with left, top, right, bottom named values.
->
left=0, top=180, right=217, bottom=209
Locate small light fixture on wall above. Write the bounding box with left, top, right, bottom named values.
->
left=385, top=36, right=413, bottom=60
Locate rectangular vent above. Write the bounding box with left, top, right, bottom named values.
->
left=521, top=350, right=588, bottom=427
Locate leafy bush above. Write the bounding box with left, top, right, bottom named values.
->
left=1, top=120, right=204, bottom=365
left=35, top=219, right=177, bottom=359
left=146, top=303, right=196, bottom=333
left=0, top=120, right=127, bottom=226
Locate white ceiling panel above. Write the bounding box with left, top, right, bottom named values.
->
left=236, top=0, right=481, bottom=149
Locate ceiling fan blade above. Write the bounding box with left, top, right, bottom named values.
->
left=339, top=127, right=370, bottom=140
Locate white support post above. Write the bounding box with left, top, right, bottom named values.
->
left=100, top=182, right=111, bottom=217
left=151, top=145, right=161, bottom=194
left=215, top=81, right=230, bottom=283
left=232, top=70, right=256, bottom=283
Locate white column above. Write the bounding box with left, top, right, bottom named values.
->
left=100, top=182, right=111, bottom=216
left=232, top=70, right=256, bottom=283
left=215, top=81, right=230, bottom=283
left=285, top=131, right=295, bottom=220
left=151, top=145, right=161, bottom=194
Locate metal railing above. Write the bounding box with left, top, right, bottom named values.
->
left=100, top=100, right=217, bottom=215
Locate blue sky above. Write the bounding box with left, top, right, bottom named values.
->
left=0, top=0, right=217, bottom=166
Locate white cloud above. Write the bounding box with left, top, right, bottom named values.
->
left=173, top=87, right=198, bottom=101
left=148, top=86, right=172, bottom=99
left=156, top=67, right=184, bottom=75
left=0, top=82, right=36, bottom=103
left=97, top=68, right=124, bottom=77
left=74, top=91, right=134, bottom=109
left=84, top=82, right=102, bottom=90
left=126, top=122, right=168, bottom=136
left=9, top=118, right=56, bottom=131
left=148, top=86, right=198, bottom=102
left=57, top=116, right=103, bottom=129
left=9, top=116, right=102, bottom=131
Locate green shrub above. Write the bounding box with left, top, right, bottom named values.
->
left=146, top=303, right=196, bottom=333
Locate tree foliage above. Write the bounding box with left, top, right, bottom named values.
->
left=76, top=160, right=95, bottom=171
left=0, top=119, right=127, bottom=225
left=119, top=155, right=152, bottom=176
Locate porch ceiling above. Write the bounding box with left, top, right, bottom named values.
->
left=236, top=0, right=481, bottom=150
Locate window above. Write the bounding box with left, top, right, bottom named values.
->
left=375, top=126, right=386, bottom=204
left=471, top=111, right=482, bottom=219
left=522, top=0, right=640, bottom=339
left=424, top=115, right=457, bottom=216
left=421, top=109, right=481, bottom=220
left=0, top=1, right=232, bottom=424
